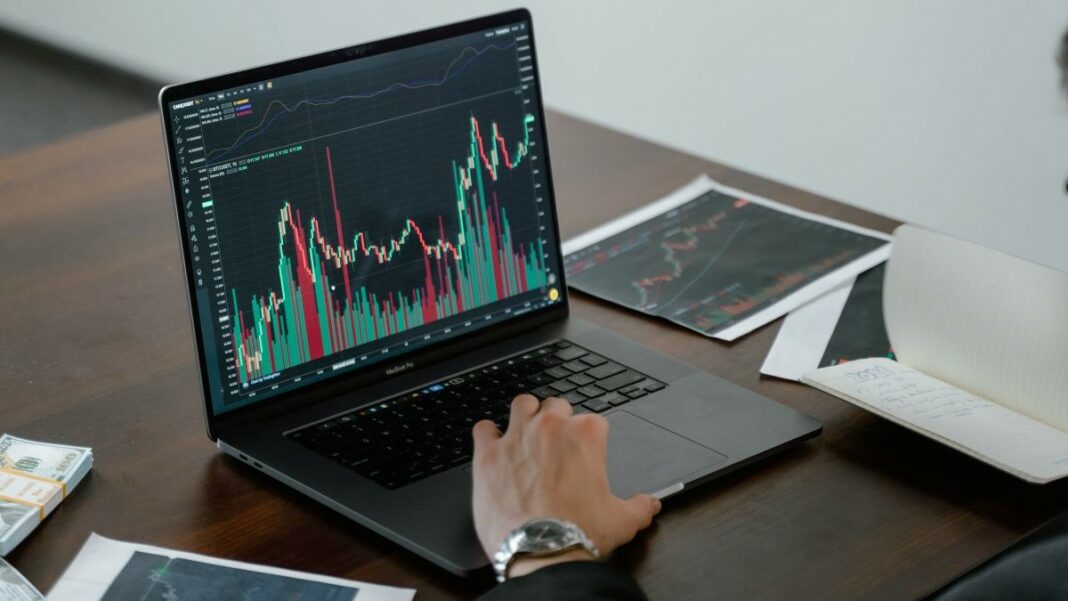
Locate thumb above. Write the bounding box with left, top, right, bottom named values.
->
left=623, top=493, right=662, bottom=531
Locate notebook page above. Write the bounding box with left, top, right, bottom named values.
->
left=883, top=225, right=1068, bottom=431
left=803, top=358, right=1068, bottom=483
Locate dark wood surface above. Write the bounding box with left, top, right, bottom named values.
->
left=2, top=111, right=1064, bottom=600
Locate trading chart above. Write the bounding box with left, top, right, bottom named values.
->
left=166, top=21, right=559, bottom=412
left=100, top=552, right=357, bottom=601
left=564, top=186, right=888, bottom=337
left=820, top=264, right=895, bottom=366
left=223, top=117, right=546, bottom=385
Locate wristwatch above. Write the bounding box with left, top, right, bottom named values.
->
left=491, top=517, right=599, bottom=582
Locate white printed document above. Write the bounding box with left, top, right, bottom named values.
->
left=47, top=534, right=415, bottom=601
left=562, top=175, right=891, bottom=341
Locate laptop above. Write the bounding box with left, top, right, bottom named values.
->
left=158, top=9, right=820, bottom=575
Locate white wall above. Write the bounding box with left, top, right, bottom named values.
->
left=3, top=0, right=1066, bottom=270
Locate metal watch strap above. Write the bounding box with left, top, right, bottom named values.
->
left=491, top=517, right=599, bottom=583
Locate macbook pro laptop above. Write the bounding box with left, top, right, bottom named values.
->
left=158, top=9, right=821, bottom=575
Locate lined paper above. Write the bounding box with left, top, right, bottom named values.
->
left=884, top=225, right=1068, bottom=431
left=804, top=358, right=1068, bottom=483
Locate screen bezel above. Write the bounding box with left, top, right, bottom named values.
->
left=157, top=8, right=569, bottom=439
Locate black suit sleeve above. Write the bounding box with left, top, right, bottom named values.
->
left=928, top=511, right=1068, bottom=600
left=478, top=561, right=648, bottom=601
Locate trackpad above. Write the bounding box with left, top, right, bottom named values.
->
left=606, top=411, right=727, bottom=499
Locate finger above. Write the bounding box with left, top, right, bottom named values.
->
left=508, top=394, right=540, bottom=431
left=573, top=413, right=610, bottom=458
left=471, top=419, right=502, bottom=455
left=538, top=395, right=573, bottom=418
left=623, top=493, right=662, bottom=531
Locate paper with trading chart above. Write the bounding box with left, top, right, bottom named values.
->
left=562, top=175, right=892, bottom=341
left=47, top=534, right=414, bottom=601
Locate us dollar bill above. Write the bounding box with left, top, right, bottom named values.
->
left=0, top=557, right=43, bottom=600
left=0, top=435, right=92, bottom=554
left=0, top=501, right=34, bottom=548
left=0, top=435, right=90, bottom=483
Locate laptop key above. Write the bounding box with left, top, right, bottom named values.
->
left=559, top=390, right=587, bottom=405
left=527, top=372, right=554, bottom=386
left=568, top=373, right=595, bottom=386
left=582, top=397, right=612, bottom=413
left=501, top=387, right=527, bottom=400
left=531, top=386, right=557, bottom=399
left=643, top=381, right=666, bottom=392
left=554, top=346, right=588, bottom=361
left=561, top=360, right=589, bottom=373
left=550, top=379, right=576, bottom=393
left=544, top=366, right=571, bottom=379
left=515, top=361, right=543, bottom=376
left=580, top=354, right=608, bottom=367
left=585, top=362, right=625, bottom=380
left=596, top=370, right=645, bottom=391
left=576, top=385, right=604, bottom=398
left=347, top=456, right=371, bottom=470
left=536, top=356, right=562, bottom=368
left=596, top=392, right=628, bottom=406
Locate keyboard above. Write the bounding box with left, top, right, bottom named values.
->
left=288, top=340, right=667, bottom=489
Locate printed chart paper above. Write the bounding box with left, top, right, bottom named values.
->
left=563, top=176, right=891, bottom=341
left=47, top=534, right=414, bottom=601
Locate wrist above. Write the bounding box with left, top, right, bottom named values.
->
left=507, top=547, right=597, bottom=578
left=491, top=517, right=599, bottom=582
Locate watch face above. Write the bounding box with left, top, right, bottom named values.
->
left=526, top=519, right=568, bottom=547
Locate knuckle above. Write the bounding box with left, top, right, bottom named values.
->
left=533, top=410, right=563, bottom=430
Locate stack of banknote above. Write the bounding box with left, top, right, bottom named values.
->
left=0, top=434, right=93, bottom=556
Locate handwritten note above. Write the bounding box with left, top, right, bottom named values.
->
left=804, top=358, right=1068, bottom=483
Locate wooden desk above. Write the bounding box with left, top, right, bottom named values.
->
left=2, top=112, right=1065, bottom=599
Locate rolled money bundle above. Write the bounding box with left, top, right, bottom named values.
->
left=0, top=435, right=93, bottom=556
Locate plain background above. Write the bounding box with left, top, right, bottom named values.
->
left=2, top=0, right=1066, bottom=270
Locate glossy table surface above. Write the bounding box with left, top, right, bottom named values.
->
left=2, top=111, right=1064, bottom=599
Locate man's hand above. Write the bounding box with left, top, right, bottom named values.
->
left=471, top=394, right=661, bottom=576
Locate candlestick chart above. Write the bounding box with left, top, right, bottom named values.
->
left=563, top=188, right=887, bottom=337
left=171, top=22, right=559, bottom=411
left=101, top=552, right=357, bottom=601
left=226, top=114, right=546, bottom=384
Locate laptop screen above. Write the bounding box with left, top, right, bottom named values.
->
left=163, top=15, right=563, bottom=416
